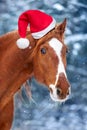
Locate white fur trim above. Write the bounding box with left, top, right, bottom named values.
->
left=16, top=38, right=30, bottom=49
left=32, top=18, right=56, bottom=39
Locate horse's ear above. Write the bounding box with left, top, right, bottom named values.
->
left=55, top=18, right=67, bottom=35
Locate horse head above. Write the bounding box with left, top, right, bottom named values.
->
left=32, top=19, right=70, bottom=102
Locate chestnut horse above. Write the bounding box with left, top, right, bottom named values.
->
left=0, top=19, right=70, bottom=130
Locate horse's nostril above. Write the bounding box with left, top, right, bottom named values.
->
left=57, top=88, right=62, bottom=95
left=67, top=89, right=69, bottom=95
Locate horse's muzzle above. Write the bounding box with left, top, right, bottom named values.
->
left=49, top=73, right=71, bottom=102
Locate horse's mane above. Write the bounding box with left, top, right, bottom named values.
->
left=0, top=31, right=18, bottom=49
left=0, top=29, right=31, bottom=50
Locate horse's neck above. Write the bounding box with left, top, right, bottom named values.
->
left=0, top=30, right=34, bottom=111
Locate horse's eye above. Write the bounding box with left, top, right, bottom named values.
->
left=41, top=48, right=46, bottom=54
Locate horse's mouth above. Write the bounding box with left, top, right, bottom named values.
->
left=50, top=92, right=69, bottom=102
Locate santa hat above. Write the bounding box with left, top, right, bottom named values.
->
left=16, top=10, right=56, bottom=49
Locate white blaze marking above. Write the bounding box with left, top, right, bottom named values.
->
left=49, top=38, right=68, bottom=101
left=49, top=38, right=67, bottom=85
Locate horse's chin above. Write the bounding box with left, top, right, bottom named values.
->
left=50, top=92, right=69, bottom=102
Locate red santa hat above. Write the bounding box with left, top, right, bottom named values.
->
left=16, top=10, right=56, bottom=49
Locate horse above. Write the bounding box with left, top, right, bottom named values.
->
left=0, top=19, right=70, bottom=130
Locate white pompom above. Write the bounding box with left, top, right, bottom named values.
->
left=16, top=38, right=30, bottom=49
